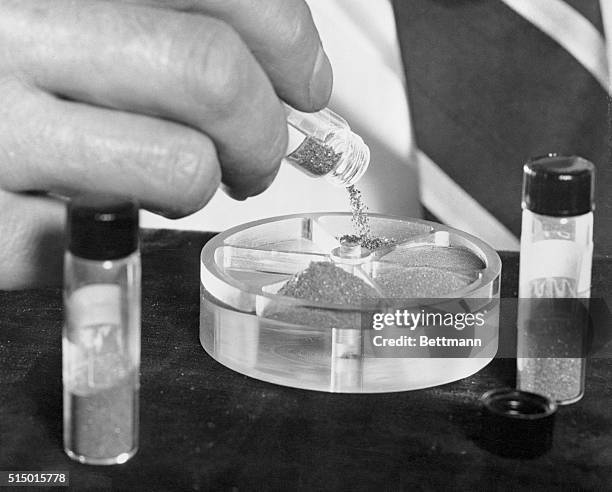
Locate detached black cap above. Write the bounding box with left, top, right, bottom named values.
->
left=68, top=194, right=139, bottom=260
left=479, top=388, right=557, bottom=458
left=523, top=155, right=595, bottom=216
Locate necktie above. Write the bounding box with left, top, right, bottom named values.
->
left=564, top=0, right=603, bottom=32
left=393, top=0, right=611, bottom=254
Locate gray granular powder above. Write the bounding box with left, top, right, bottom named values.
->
left=347, top=185, right=370, bottom=238
left=342, top=186, right=394, bottom=250
left=375, top=267, right=472, bottom=298
left=287, top=137, right=342, bottom=176
left=278, top=262, right=379, bottom=304
left=67, top=372, right=137, bottom=460
left=383, top=245, right=485, bottom=272
left=361, top=236, right=395, bottom=250
left=518, top=358, right=583, bottom=402
left=339, top=234, right=394, bottom=251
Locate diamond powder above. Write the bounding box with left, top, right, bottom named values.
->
left=287, top=137, right=342, bottom=176
left=347, top=185, right=370, bottom=239
left=343, top=185, right=393, bottom=250
left=67, top=371, right=137, bottom=460
left=278, top=262, right=378, bottom=304
left=518, top=358, right=583, bottom=403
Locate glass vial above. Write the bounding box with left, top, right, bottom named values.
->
left=284, top=104, right=370, bottom=187
left=63, top=195, right=141, bottom=465
left=516, top=155, right=595, bottom=404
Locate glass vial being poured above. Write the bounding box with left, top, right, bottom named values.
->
left=516, top=155, right=595, bottom=405
left=63, top=195, right=141, bottom=465
left=284, top=103, right=370, bottom=187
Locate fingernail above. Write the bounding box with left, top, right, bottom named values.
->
left=309, top=46, right=333, bottom=109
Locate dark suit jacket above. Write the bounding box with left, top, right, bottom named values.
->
left=393, top=0, right=610, bottom=254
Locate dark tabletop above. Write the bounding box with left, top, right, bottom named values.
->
left=1, top=230, right=612, bottom=491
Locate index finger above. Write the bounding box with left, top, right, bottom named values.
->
left=121, top=0, right=334, bottom=111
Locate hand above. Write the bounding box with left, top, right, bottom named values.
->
left=0, top=0, right=333, bottom=288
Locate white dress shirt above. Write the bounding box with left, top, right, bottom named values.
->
left=142, top=0, right=610, bottom=252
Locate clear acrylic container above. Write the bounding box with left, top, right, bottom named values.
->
left=200, top=213, right=501, bottom=393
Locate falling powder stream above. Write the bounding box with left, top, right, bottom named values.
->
left=344, top=185, right=393, bottom=250
left=347, top=185, right=371, bottom=240
left=289, top=137, right=392, bottom=250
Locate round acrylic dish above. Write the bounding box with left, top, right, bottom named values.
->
left=200, top=213, right=501, bottom=393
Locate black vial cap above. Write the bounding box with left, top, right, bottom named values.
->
left=67, top=194, right=139, bottom=260
left=522, top=155, right=595, bottom=216
left=479, top=388, right=557, bottom=459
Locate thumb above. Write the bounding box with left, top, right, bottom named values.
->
left=0, top=191, right=65, bottom=289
